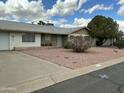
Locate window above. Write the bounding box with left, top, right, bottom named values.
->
left=22, top=33, right=35, bottom=42
left=45, top=35, right=51, bottom=41
left=43, top=35, right=52, bottom=46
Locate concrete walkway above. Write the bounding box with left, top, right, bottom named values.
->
left=0, top=51, right=71, bottom=93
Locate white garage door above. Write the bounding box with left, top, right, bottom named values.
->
left=0, top=32, right=9, bottom=50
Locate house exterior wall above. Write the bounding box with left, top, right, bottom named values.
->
left=71, top=29, right=89, bottom=35
left=62, top=35, right=68, bottom=47
left=10, top=32, right=41, bottom=50
left=122, top=36, right=124, bottom=40
left=69, top=29, right=96, bottom=47
left=91, top=38, right=96, bottom=46
left=102, top=39, right=112, bottom=46
left=57, top=35, right=62, bottom=47
left=51, top=35, right=57, bottom=46
left=41, top=34, right=63, bottom=47
left=41, top=34, right=45, bottom=45
left=0, top=28, right=91, bottom=50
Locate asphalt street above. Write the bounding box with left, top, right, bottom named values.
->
left=32, top=62, right=124, bottom=93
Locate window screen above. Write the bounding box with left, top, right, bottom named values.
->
left=22, top=33, right=35, bottom=42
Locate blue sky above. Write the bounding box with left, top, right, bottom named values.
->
left=46, top=0, right=124, bottom=21
left=0, top=0, right=124, bottom=29
left=43, top=0, right=121, bottom=19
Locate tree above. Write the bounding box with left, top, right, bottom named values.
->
left=114, top=30, right=124, bottom=49
left=117, top=30, right=124, bottom=41
left=38, top=20, right=46, bottom=25
left=37, top=20, right=54, bottom=26
left=87, top=15, right=119, bottom=46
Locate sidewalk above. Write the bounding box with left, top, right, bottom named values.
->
left=4, top=57, right=124, bottom=93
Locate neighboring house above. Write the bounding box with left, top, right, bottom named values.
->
left=122, top=36, right=124, bottom=40
left=0, top=20, right=90, bottom=50
left=102, top=39, right=114, bottom=46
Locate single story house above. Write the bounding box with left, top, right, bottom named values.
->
left=0, top=20, right=90, bottom=50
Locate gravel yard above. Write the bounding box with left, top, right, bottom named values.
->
left=21, top=47, right=124, bottom=69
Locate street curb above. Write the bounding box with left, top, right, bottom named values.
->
left=3, top=57, right=124, bottom=93
left=52, top=57, right=124, bottom=83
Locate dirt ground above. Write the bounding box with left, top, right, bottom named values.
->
left=21, top=47, right=124, bottom=69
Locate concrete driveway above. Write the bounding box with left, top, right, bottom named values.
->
left=0, top=51, right=71, bottom=93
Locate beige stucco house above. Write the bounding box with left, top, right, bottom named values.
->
left=0, top=20, right=90, bottom=50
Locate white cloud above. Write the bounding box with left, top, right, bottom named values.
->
left=0, top=0, right=49, bottom=22
left=60, top=24, right=76, bottom=28
left=59, top=17, right=91, bottom=28
left=0, top=0, right=88, bottom=22
left=118, top=0, right=124, bottom=4
left=77, top=0, right=88, bottom=10
left=118, top=6, right=124, bottom=15
left=73, top=17, right=91, bottom=26
left=119, top=27, right=124, bottom=32
left=81, top=4, right=113, bottom=14
left=47, top=0, right=87, bottom=16
left=117, top=20, right=124, bottom=32
left=0, top=0, right=90, bottom=29
left=117, top=20, right=124, bottom=28
left=47, top=18, right=68, bottom=27
left=118, top=0, right=124, bottom=15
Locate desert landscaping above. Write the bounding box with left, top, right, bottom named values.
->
left=21, top=47, right=124, bottom=69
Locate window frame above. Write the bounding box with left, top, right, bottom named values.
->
left=22, top=33, right=35, bottom=42
left=45, top=34, right=51, bottom=41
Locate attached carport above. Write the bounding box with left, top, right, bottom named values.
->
left=0, top=32, right=10, bottom=50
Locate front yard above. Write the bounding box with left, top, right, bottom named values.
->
left=21, top=47, right=124, bottom=69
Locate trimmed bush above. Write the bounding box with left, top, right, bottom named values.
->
left=115, top=40, right=124, bottom=49
left=64, top=41, right=73, bottom=49
left=70, top=35, right=92, bottom=52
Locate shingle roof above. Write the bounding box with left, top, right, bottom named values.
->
left=0, top=20, right=84, bottom=35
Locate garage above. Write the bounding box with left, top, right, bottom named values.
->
left=0, top=32, right=9, bottom=50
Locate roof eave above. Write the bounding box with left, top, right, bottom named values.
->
left=0, top=28, right=68, bottom=35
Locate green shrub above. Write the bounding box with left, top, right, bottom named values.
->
left=70, top=36, right=92, bottom=52
left=64, top=42, right=73, bottom=49
left=115, top=40, right=124, bottom=49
